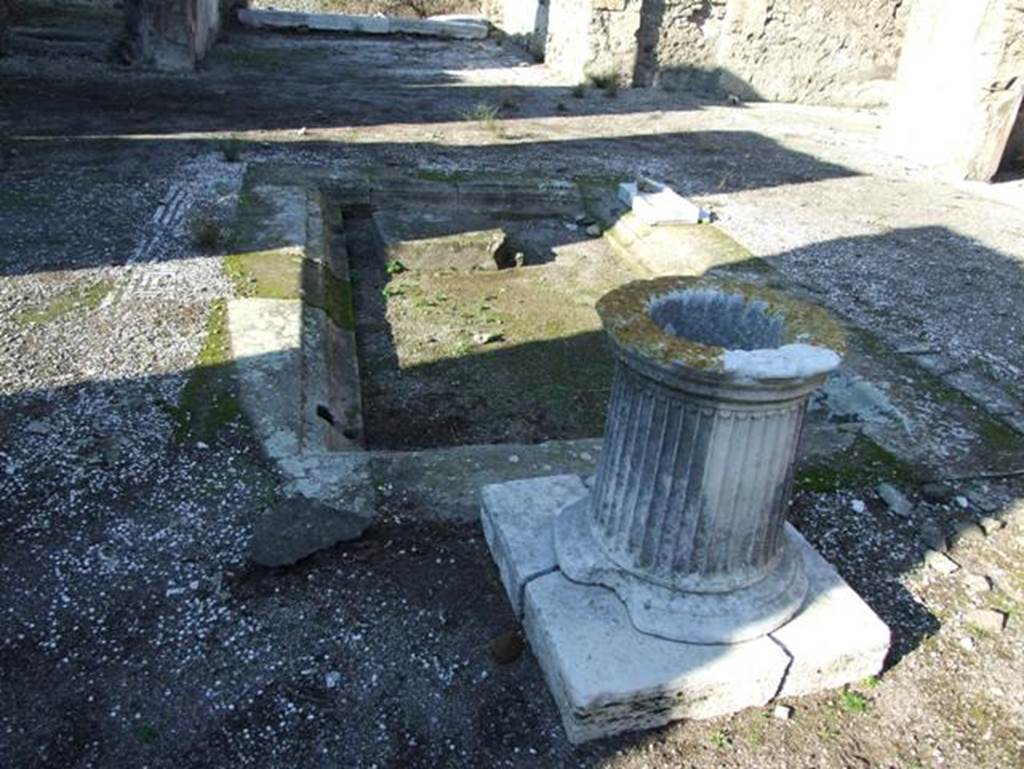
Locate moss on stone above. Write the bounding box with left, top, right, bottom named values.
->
left=978, top=418, right=1024, bottom=454
left=794, top=434, right=919, bottom=494
left=223, top=247, right=304, bottom=300
left=304, top=264, right=356, bottom=331
left=597, top=274, right=846, bottom=373
left=14, top=279, right=113, bottom=325
left=168, top=299, right=240, bottom=444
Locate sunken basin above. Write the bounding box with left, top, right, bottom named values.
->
left=554, top=275, right=845, bottom=644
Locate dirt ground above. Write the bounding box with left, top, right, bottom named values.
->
left=2, top=4, right=1024, bottom=769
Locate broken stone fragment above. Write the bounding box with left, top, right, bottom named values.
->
left=472, top=331, right=504, bottom=345
left=492, top=630, right=524, bottom=665
left=961, top=573, right=991, bottom=595
left=877, top=483, right=913, bottom=517
left=977, top=516, right=1004, bottom=536
left=382, top=226, right=513, bottom=272
left=924, top=549, right=959, bottom=575
left=965, top=608, right=1007, bottom=635
left=248, top=495, right=370, bottom=567
left=920, top=521, right=947, bottom=553
left=951, top=521, right=986, bottom=547
left=920, top=481, right=953, bottom=504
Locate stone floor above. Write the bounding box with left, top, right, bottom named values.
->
left=2, top=4, right=1024, bottom=768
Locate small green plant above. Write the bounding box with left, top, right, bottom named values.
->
left=571, top=82, right=587, bottom=99
left=219, top=138, right=242, bottom=163
left=132, top=724, right=159, bottom=745
left=840, top=689, right=870, bottom=714
left=461, top=102, right=501, bottom=135
left=587, top=72, right=622, bottom=97
left=385, top=259, right=407, bottom=275
left=382, top=284, right=405, bottom=298
left=189, top=212, right=225, bottom=253
left=14, top=279, right=113, bottom=325
left=708, top=729, right=731, bottom=748
left=818, top=723, right=839, bottom=740
left=861, top=675, right=880, bottom=689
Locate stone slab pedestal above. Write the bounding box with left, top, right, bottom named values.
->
left=481, top=475, right=891, bottom=744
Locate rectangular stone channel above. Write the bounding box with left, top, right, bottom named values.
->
left=325, top=181, right=640, bottom=451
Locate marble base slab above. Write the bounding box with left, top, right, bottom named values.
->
left=481, top=475, right=891, bottom=743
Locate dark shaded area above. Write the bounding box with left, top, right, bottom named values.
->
left=2, top=3, right=760, bottom=136
left=3, top=6, right=1024, bottom=766
left=344, top=202, right=619, bottom=449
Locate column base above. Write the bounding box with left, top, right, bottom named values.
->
left=481, top=475, right=891, bottom=745
left=555, top=496, right=808, bottom=644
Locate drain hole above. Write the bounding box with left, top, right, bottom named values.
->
left=316, top=405, right=336, bottom=425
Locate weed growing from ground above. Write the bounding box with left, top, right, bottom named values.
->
left=840, top=689, right=870, bottom=714
left=461, top=102, right=501, bottom=135
left=219, top=138, right=243, bottom=163
left=190, top=211, right=225, bottom=252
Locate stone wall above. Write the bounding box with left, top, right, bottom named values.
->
left=544, top=0, right=643, bottom=84
left=641, top=0, right=910, bottom=106
left=123, top=0, right=226, bottom=70
left=536, top=0, right=910, bottom=106
left=483, top=0, right=547, bottom=58
left=1004, top=106, right=1024, bottom=172
left=885, top=0, right=1024, bottom=181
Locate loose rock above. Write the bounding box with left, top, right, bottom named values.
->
left=877, top=483, right=913, bottom=517
left=951, top=521, right=986, bottom=546
left=773, top=704, right=793, bottom=720
left=962, top=573, right=991, bottom=594
left=472, top=331, right=504, bottom=345
left=920, top=481, right=953, bottom=504
left=966, top=608, right=1007, bottom=634
left=920, top=521, right=948, bottom=553
left=924, top=549, right=960, bottom=575
left=248, top=495, right=370, bottom=567
left=977, top=516, right=1004, bottom=535
left=25, top=420, right=51, bottom=435
left=492, top=630, right=524, bottom=665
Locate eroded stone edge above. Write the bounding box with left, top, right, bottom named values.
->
left=482, top=474, right=892, bottom=741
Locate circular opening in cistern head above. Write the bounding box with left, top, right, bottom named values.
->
left=648, top=289, right=785, bottom=351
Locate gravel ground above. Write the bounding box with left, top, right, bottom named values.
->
left=2, top=5, right=1024, bottom=768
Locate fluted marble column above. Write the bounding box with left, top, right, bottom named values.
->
left=555, top=276, right=844, bottom=644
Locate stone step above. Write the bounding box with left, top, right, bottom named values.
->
left=237, top=9, right=489, bottom=40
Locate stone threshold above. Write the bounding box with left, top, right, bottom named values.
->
left=237, top=9, right=490, bottom=40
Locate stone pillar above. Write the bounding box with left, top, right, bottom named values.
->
left=886, top=0, right=1024, bottom=181
left=555, top=276, right=844, bottom=643
left=122, top=0, right=224, bottom=71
